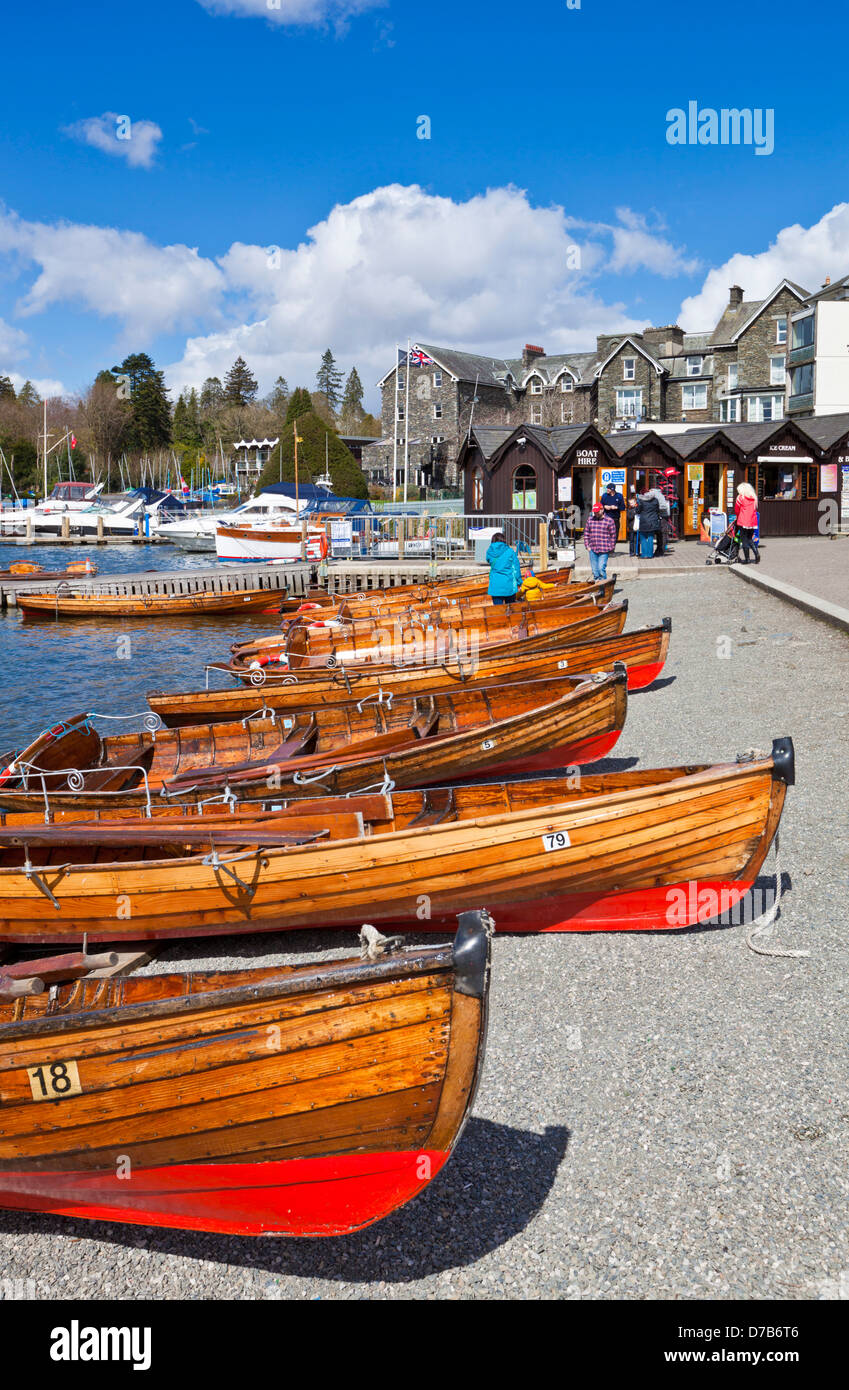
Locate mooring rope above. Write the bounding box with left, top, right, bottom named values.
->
left=744, top=832, right=810, bottom=959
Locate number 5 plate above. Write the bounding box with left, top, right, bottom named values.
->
left=542, top=829, right=572, bottom=852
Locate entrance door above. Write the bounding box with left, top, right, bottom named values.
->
left=572, top=467, right=596, bottom=529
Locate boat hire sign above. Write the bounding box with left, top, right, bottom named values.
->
left=574, top=449, right=598, bottom=466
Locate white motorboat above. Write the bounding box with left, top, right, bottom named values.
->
left=152, top=491, right=307, bottom=550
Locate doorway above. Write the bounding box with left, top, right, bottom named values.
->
left=572, top=467, right=595, bottom=528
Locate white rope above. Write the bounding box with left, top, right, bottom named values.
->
left=745, top=832, right=810, bottom=959
left=359, top=924, right=390, bottom=960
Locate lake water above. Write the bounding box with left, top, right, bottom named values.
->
left=0, top=543, right=284, bottom=748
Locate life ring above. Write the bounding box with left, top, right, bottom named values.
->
left=296, top=602, right=322, bottom=614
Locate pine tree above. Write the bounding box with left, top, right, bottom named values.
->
left=340, top=366, right=364, bottom=428
left=0, top=376, right=15, bottom=401
left=266, top=376, right=289, bottom=415
left=315, top=349, right=343, bottom=413
left=255, top=408, right=368, bottom=499
left=173, top=391, right=203, bottom=448
left=285, top=387, right=313, bottom=424
left=112, top=353, right=171, bottom=449
left=200, top=377, right=225, bottom=416
left=224, top=355, right=258, bottom=407
left=16, top=380, right=41, bottom=408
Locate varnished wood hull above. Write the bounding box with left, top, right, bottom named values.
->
left=148, top=619, right=670, bottom=726
left=0, top=741, right=794, bottom=945
left=0, top=672, right=628, bottom=812
left=16, top=589, right=282, bottom=619
left=284, top=564, right=574, bottom=618
left=0, top=913, right=490, bottom=1235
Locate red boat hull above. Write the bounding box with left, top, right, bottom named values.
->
left=443, top=728, right=622, bottom=785
left=627, top=659, right=665, bottom=691
left=0, top=1149, right=449, bottom=1236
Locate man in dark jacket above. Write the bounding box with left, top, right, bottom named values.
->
left=636, top=489, right=661, bottom=557
left=601, top=483, right=625, bottom=542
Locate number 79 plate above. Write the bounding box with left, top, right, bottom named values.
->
left=541, top=830, right=572, bottom=852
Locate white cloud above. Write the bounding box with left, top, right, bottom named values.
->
left=63, top=113, right=163, bottom=170
left=0, top=208, right=226, bottom=342
left=7, top=372, right=67, bottom=397
left=0, top=316, right=28, bottom=362
left=196, top=0, right=385, bottom=27
left=567, top=207, right=700, bottom=278
left=679, top=202, right=849, bottom=329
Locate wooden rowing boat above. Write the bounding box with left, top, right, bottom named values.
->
left=0, top=740, right=793, bottom=944
left=217, top=599, right=630, bottom=682
left=278, top=564, right=574, bottom=617
left=0, top=562, right=98, bottom=583
left=16, top=589, right=283, bottom=620
left=0, top=671, right=627, bottom=812
left=292, top=573, right=593, bottom=626
left=0, top=911, right=490, bottom=1236
left=147, top=617, right=671, bottom=727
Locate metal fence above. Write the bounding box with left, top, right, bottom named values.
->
left=323, top=512, right=559, bottom=564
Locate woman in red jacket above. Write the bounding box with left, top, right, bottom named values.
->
left=734, top=483, right=760, bottom=564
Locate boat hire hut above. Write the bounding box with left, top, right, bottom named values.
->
left=459, top=414, right=849, bottom=539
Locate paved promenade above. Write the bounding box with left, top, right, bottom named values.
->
left=747, top=537, right=849, bottom=609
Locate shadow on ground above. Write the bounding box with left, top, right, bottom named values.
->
left=0, top=1119, right=570, bottom=1287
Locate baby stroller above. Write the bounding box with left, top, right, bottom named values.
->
left=706, top=518, right=742, bottom=566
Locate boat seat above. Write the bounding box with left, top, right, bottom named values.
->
left=165, top=721, right=318, bottom=787
left=82, top=744, right=156, bottom=793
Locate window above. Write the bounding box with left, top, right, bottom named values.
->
left=760, top=463, right=818, bottom=501
left=471, top=466, right=484, bottom=510
left=720, top=398, right=740, bottom=422
left=397, top=375, right=405, bottom=391
left=727, top=363, right=738, bottom=391
left=616, top=388, right=643, bottom=418
left=682, top=384, right=708, bottom=410
left=512, top=463, right=537, bottom=510
left=746, top=395, right=784, bottom=423
left=530, top=404, right=542, bottom=425
left=431, top=434, right=445, bottom=444
left=561, top=403, right=572, bottom=424
left=396, top=405, right=405, bottom=421
left=775, top=317, right=787, bottom=345
left=623, top=357, right=636, bottom=381
left=529, top=377, right=543, bottom=394
left=433, top=404, right=442, bottom=419
left=686, top=356, right=703, bottom=376
left=792, top=315, right=814, bottom=349
left=770, top=356, right=786, bottom=386
left=560, top=375, right=573, bottom=392
left=790, top=363, right=814, bottom=396
left=433, top=371, right=442, bottom=388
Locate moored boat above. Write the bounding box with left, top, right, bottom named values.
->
left=16, top=588, right=283, bottom=620
left=148, top=617, right=671, bottom=726
left=0, top=911, right=490, bottom=1236
left=0, top=740, right=793, bottom=944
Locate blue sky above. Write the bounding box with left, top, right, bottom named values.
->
left=1, top=0, right=847, bottom=410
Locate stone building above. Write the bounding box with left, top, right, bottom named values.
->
left=363, top=275, right=843, bottom=488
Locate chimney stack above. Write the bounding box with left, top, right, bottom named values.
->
left=522, top=343, right=545, bottom=370
left=823, top=275, right=831, bottom=287
left=729, top=286, right=743, bottom=308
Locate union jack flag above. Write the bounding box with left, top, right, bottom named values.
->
left=409, top=348, right=433, bottom=367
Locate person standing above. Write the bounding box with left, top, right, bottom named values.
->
left=601, top=482, right=625, bottom=543
left=636, top=487, right=661, bottom=558
left=734, top=482, right=760, bottom=563
left=583, top=502, right=616, bottom=580
left=485, top=531, right=523, bottom=603
left=626, top=487, right=639, bottom=556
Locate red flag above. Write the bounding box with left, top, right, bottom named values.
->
left=70, top=435, right=77, bottom=448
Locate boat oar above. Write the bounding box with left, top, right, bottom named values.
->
left=0, top=948, right=119, bottom=986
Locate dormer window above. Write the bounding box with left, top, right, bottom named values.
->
left=560, top=375, right=573, bottom=392
left=686, top=357, right=703, bottom=376
left=529, top=377, right=543, bottom=394
left=623, top=357, right=636, bottom=381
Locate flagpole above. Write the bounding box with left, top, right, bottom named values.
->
left=293, top=420, right=299, bottom=513
left=393, top=344, right=400, bottom=499
left=403, top=338, right=411, bottom=505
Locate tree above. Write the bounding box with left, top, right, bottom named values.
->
left=0, top=376, right=15, bottom=401
left=339, top=366, right=365, bottom=431
left=224, top=355, right=258, bottom=407
left=255, top=408, right=368, bottom=499
left=265, top=376, right=289, bottom=416
left=112, top=353, right=171, bottom=449
left=285, top=387, right=313, bottom=424
left=80, top=375, right=130, bottom=462
left=315, top=349, right=343, bottom=414
left=200, top=377, right=225, bottom=417
left=358, top=412, right=381, bottom=437
left=16, top=380, right=41, bottom=409
left=173, top=390, right=203, bottom=449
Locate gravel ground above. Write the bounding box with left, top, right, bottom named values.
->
left=2, top=570, right=847, bottom=1301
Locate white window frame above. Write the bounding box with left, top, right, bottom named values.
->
left=622, top=357, right=636, bottom=381
left=432, top=403, right=442, bottom=419
left=727, top=363, right=738, bottom=391
left=770, top=355, right=786, bottom=386
left=616, top=388, right=643, bottom=419
left=775, top=317, right=787, bottom=345
left=529, top=377, right=544, bottom=394
left=397, top=374, right=405, bottom=392
left=686, top=356, right=703, bottom=377
left=560, top=402, right=572, bottom=424
left=433, top=371, right=442, bottom=388
left=746, top=394, right=785, bottom=423
left=560, top=375, right=573, bottom=392
left=682, top=383, right=708, bottom=410
left=720, top=398, right=740, bottom=423
left=530, top=404, right=542, bottom=425
left=396, top=405, right=405, bottom=421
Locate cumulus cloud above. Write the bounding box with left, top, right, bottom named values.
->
left=0, top=208, right=226, bottom=342
left=679, top=202, right=849, bottom=329
left=63, top=113, right=163, bottom=170
left=7, top=372, right=67, bottom=397
left=567, top=207, right=700, bottom=278
left=0, top=316, right=28, bottom=362
left=196, top=0, right=385, bottom=28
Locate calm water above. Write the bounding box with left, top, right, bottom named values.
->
left=0, top=543, right=284, bottom=748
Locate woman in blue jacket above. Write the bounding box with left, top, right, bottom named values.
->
left=485, top=532, right=523, bottom=603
